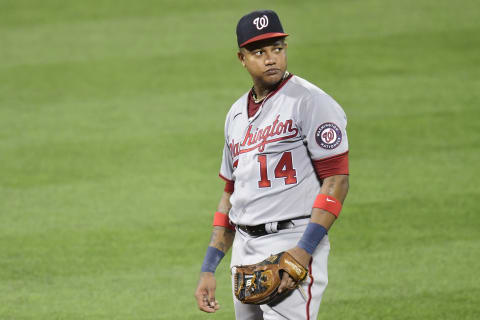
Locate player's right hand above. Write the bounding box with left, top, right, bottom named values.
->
left=195, top=272, right=220, bottom=313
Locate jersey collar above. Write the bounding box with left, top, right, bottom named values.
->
left=245, top=72, right=294, bottom=121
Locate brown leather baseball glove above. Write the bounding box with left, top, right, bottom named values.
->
left=233, top=251, right=308, bottom=305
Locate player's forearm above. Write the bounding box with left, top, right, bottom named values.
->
left=200, top=192, right=235, bottom=274
left=208, top=226, right=235, bottom=253
left=208, top=191, right=235, bottom=252
left=295, top=175, right=349, bottom=259
left=311, top=174, right=349, bottom=230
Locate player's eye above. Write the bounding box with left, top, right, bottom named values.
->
left=254, top=50, right=263, bottom=56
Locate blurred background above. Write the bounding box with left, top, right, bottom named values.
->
left=0, top=0, right=479, bottom=319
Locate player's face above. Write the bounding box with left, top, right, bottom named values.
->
left=238, top=38, right=288, bottom=88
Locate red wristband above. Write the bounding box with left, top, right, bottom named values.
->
left=313, top=194, right=342, bottom=218
left=213, top=211, right=236, bottom=231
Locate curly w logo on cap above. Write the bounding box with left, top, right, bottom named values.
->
left=253, top=15, right=269, bottom=30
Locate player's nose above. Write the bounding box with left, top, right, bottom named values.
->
left=264, top=51, right=276, bottom=66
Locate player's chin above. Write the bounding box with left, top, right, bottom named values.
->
left=262, top=69, right=283, bottom=85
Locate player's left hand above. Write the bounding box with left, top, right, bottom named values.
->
left=278, top=246, right=311, bottom=294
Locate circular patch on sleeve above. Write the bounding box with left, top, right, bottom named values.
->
left=315, top=123, right=342, bottom=149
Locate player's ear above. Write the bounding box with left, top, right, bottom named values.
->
left=237, top=51, right=246, bottom=67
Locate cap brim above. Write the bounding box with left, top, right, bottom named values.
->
left=239, top=32, right=288, bottom=48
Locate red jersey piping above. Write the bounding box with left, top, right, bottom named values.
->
left=218, top=173, right=233, bottom=183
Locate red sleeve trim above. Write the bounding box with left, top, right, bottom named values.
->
left=312, top=151, right=349, bottom=179
left=213, top=211, right=236, bottom=231
left=218, top=173, right=233, bottom=183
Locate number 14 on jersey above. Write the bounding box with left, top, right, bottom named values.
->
left=257, top=152, right=297, bottom=188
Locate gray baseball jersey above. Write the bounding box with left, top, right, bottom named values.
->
left=220, top=74, right=348, bottom=226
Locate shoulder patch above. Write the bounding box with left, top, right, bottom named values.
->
left=315, top=122, right=342, bottom=149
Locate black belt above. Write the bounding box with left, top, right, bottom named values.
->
left=237, top=216, right=310, bottom=237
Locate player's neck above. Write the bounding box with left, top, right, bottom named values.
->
left=251, top=85, right=271, bottom=103
left=252, top=72, right=290, bottom=102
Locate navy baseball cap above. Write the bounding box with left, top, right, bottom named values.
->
left=236, top=10, right=288, bottom=48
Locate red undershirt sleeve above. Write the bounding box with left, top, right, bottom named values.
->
left=224, top=180, right=234, bottom=193
left=312, top=151, right=349, bottom=179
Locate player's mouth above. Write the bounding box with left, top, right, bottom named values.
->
left=264, top=68, right=281, bottom=76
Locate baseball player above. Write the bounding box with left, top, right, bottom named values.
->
left=195, top=9, right=349, bottom=320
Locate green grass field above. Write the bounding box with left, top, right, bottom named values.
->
left=1, top=0, right=479, bottom=319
